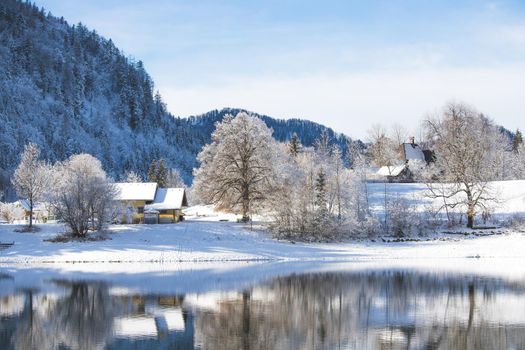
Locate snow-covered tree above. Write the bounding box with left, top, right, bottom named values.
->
left=166, top=168, right=186, bottom=188
left=147, top=160, right=157, bottom=183
left=270, top=141, right=371, bottom=240
left=313, top=167, right=331, bottom=236
left=11, top=143, right=50, bottom=228
left=156, top=159, right=168, bottom=187
left=348, top=139, right=370, bottom=220
left=367, top=124, right=400, bottom=169
left=123, top=171, right=142, bottom=183
left=424, top=102, right=508, bottom=228
left=390, top=123, right=409, bottom=147
left=193, top=112, right=281, bottom=221
left=288, top=133, right=302, bottom=157
left=0, top=202, right=25, bottom=223
left=51, top=154, right=116, bottom=237
left=512, top=129, right=523, bottom=153
left=147, top=159, right=168, bottom=187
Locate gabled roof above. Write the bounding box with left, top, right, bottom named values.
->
left=145, top=188, right=188, bottom=211
left=377, top=165, right=407, bottom=177
left=402, top=143, right=426, bottom=162
left=114, top=182, right=158, bottom=201
left=15, top=200, right=48, bottom=212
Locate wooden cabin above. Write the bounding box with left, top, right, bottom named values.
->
left=114, top=182, right=158, bottom=224
left=144, top=188, right=188, bottom=224
left=114, top=183, right=188, bottom=224
left=15, top=200, right=53, bottom=223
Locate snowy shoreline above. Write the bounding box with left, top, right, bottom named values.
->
left=1, top=219, right=525, bottom=265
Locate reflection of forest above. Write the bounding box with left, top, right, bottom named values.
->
left=192, top=272, right=525, bottom=350
left=1, top=271, right=525, bottom=350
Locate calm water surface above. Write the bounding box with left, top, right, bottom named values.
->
left=1, top=265, right=525, bottom=349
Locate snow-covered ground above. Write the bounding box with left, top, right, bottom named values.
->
left=1, top=180, right=525, bottom=265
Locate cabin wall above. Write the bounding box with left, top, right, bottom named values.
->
left=118, top=200, right=148, bottom=224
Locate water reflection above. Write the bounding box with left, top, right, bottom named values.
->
left=1, top=270, right=525, bottom=349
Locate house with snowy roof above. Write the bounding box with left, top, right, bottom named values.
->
left=113, top=183, right=187, bottom=224
left=375, top=138, right=434, bottom=182
left=144, top=188, right=188, bottom=224
left=14, top=200, right=53, bottom=223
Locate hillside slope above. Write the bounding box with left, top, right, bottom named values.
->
left=0, top=0, right=353, bottom=193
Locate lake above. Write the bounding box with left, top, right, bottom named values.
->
left=1, top=261, right=525, bottom=349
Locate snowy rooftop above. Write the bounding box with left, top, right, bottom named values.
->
left=15, top=200, right=48, bottom=212
left=114, top=182, right=158, bottom=201
left=377, top=165, right=407, bottom=177
left=145, top=188, right=188, bottom=211
left=402, top=143, right=426, bottom=162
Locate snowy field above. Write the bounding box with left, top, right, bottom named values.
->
left=1, top=180, right=525, bottom=265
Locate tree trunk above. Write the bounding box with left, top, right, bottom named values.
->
left=242, top=189, right=250, bottom=222
left=29, top=198, right=33, bottom=228
left=466, top=189, right=475, bottom=229
left=467, top=212, right=474, bottom=229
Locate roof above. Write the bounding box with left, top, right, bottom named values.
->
left=377, top=165, right=407, bottom=177
left=402, top=143, right=426, bottom=162
left=114, top=182, right=158, bottom=201
left=145, top=188, right=188, bottom=211
left=15, top=200, right=48, bottom=212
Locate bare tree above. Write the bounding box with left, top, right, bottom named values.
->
left=424, top=102, right=507, bottom=228
left=390, top=123, right=409, bottom=147
left=12, top=143, right=50, bottom=228
left=193, top=112, right=280, bottom=222
left=367, top=124, right=399, bottom=169
left=51, top=154, right=116, bottom=237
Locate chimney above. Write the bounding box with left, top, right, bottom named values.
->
left=409, top=136, right=415, bottom=145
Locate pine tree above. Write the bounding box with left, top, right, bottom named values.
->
left=156, top=159, right=168, bottom=187
left=513, top=129, right=523, bottom=153
left=314, top=167, right=330, bottom=235
left=288, top=133, right=302, bottom=157
left=147, top=160, right=157, bottom=183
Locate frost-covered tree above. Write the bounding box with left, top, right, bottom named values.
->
left=146, top=159, right=169, bottom=187
left=156, top=159, right=168, bottom=187
left=270, top=142, right=371, bottom=240
left=348, top=139, right=370, bottom=220
left=314, top=168, right=330, bottom=234
left=367, top=124, right=400, bottom=169
left=51, top=154, right=116, bottom=237
left=166, top=168, right=186, bottom=188
left=288, top=133, right=302, bottom=157
left=147, top=160, right=157, bottom=183
left=424, top=102, right=508, bottom=228
left=0, top=202, right=25, bottom=223
left=512, top=129, right=523, bottom=153
left=390, top=123, right=409, bottom=147
left=123, top=171, right=142, bottom=183
left=12, top=143, right=50, bottom=228
left=193, top=112, right=280, bottom=221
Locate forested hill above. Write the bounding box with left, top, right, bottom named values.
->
left=0, top=0, right=353, bottom=190
left=187, top=108, right=353, bottom=157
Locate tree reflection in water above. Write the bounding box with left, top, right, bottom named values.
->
left=193, top=272, right=525, bottom=350
left=1, top=270, right=525, bottom=350
left=9, top=281, right=115, bottom=350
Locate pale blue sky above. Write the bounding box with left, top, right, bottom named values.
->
left=36, top=0, right=525, bottom=138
